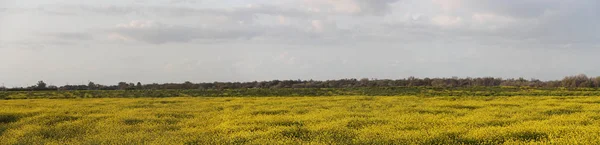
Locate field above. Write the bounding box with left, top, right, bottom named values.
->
left=2, top=96, right=600, bottom=144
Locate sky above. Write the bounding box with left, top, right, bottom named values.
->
left=0, top=0, right=599, bottom=87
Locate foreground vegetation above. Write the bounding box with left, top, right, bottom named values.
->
left=2, top=96, right=600, bottom=144
left=4, top=87, right=600, bottom=99
left=4, top=74, right=600, bottom=91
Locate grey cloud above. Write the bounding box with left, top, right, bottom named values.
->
left=389, top=0, right=600, bottom=49
left=465, top=0, right=561, bottom=18
left=303, top=0, right=401, bottom=16
left=106, top=0, right=598, bottom=47
left=169, top=0, right=201, bottom=4
left=33, top=2, right=400, bottom=19
left=462, top=0, right=598, bottom=20
left=486, top=1, right=599, bottom=46
left=2, top=40, right=76, bottom=50
left=0, top=32, right=95, bottom=50
left=109, top=21, right=263, bottom=44
left=36, top=6, right=80, bottom=16
left=43, top=32, right=93, bottom=41
left=51, top=4, right=311, bottom=19
left=82, top=5, right=140, bottom=16
left=355, top=0, right=402, bottom=15
left=0, top=8, right=31, bottom=15
left=107, top=19, right=366, bottom=45
left=12, top=0, right=600, bottom=48
left=1, top=32, right=93, bottom=50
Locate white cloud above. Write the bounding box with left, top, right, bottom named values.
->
left=329, top=0, right=362, bottom=14
left=109, top=20, right=262, bottom=44
left=116, top=20, right=159, bottom=29
left=40, top=32, right=93, bottom=41
left=277, top=15, right=289, bottom=25
left=432, top=0, right=462, bottom=12
left=169, top=0, right=201, bottom=4
left=472, top=13, right=515, bottom=24
left=275, top=52, right=297, bottom=65
left=470, top=13, right=516, bottom=30
left=303, top=0, right=400, bottom=15
left=311, top=20, right=325, bottom=32
left=431, top=15, right=462, bottom=27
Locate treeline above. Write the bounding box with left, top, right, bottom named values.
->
left=2, top=87, right=600, bottom=99
left=2, top=74, right=600, bottom=91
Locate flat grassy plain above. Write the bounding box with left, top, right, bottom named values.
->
left=2, top=96, right=600, bottom=144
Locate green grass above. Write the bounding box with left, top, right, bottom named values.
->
left=2, top=96, right=600, bottom=144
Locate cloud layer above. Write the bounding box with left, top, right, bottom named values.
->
left=1, top=0, right=599, bottom=86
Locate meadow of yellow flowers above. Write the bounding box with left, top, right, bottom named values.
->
left=1, top=96, right=600, bottom=144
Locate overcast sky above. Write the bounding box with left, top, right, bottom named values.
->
left=0, top=0, right=599, bottom=87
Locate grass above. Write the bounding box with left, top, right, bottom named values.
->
left=2, top=96, right=600, bottom=144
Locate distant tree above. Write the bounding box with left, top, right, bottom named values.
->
left=594, top=77, right=600, bottom=87
left=183, top=81, right=193, bottom=89
left=255, top=81, right=266, bottom=88
left=291, top=83, right=305, bottom=88
left=431, top=79, right=447, bottom=87
left=88, top=81, right=97, bottom=90
left=562, top=74, right=590, bottom=88
left=136, top=82, right=143, bottom=89
left=581, top=80, right=594, bottom=88
left=7, top=74, right=600, bottom=91
left=128, top=83, right=135, bottom=89
left=273, top=81, right=287, bottom=88
left=407, top=76, right=421, bottom=87
left=118, top=82, right=128, bottom=90
left=48, top=85, right=58, bottom=90
left=36, top=81, right=47, bottom=89
left=358, top=78, right=370, bottom=87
